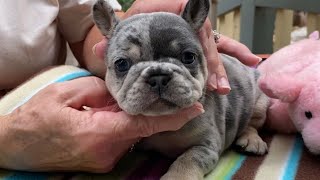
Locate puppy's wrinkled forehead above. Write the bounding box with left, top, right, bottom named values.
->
left=108, top=13, right=201, bottom=63
left=93, top=0, right=210, bottom=64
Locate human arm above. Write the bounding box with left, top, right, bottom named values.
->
left=56, top=0, right=123, bottom=78
left=0, top=77, right=203, bottom=172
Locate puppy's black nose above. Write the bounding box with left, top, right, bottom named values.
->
left=146, top=74, right=171, bottom=93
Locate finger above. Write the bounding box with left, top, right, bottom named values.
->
left=131, top=103, right=204, bottom=138
left=123, top=0, right=187, bottom=19
left=200, top=26, right=219, bottom=91
left=214, top=56, right=231, bottom=95
left=206, top=45, right=230, bottom=94
left=208, top=32, right=231, bottom=94
left=217, top=35, right=262, bottom=66
left=53, top=77, right=111, bottom=109
left=197, top=18, right=231, bottom=94
left=92, top=38, right=108, bottom=60
left=94, top=102, right=204, bottom=140
left=202, top=29, right=231, bottom=94
left=91, top=103, right=121, bottom=113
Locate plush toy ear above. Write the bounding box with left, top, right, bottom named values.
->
left=309, top=31, right=319, bottom=40
left=92, top=0, right=119, bottom=37
left=258, top=74, right=302, bottom=103
left=182, top=0, right=210, bottom=32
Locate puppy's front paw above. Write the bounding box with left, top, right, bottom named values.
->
left=235, top=131, right=268, bottom=155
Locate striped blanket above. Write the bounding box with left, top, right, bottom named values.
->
left=0, top=66, right=319, bottom=180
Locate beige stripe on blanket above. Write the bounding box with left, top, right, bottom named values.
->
left=254, top=134, right=295, bottom=180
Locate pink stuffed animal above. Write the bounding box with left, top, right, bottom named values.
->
left=258, top=31, right=320, bottom=154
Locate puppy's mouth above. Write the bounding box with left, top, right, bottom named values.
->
left=153, top=98, right=178, bottom=108
left=140, top=98, right=181, bottom=116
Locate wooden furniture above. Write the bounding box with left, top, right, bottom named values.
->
left=216, top=0, right=320, bottom=53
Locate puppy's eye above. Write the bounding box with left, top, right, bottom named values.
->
left=114, top=59, right=131, bottom=72
left=182, top=52, right=197, bottom=64
left=305, top=111, right=313, bottom=119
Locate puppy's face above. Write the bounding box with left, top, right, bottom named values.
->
left=93, top=0, right=209, bottom=115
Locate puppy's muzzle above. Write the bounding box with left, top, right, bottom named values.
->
left=146, top=73, right=172, bottom=95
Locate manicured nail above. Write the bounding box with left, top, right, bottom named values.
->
left=218, top=77, right=231, bottom=92
left=208, top=73, right=217, bottom=91
left=92, top=44, right=97, bottom=56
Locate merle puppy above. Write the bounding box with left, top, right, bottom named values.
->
left=92, top=0, right=269, bottom=179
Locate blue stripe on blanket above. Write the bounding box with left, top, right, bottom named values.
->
left=54, top=71, right=92, bottom=83
left=4, top=171, right=48, bottom=180
left=282, top=135, right=304, bottom=180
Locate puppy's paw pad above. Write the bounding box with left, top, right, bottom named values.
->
left=235, top=134, right=268, bottom=155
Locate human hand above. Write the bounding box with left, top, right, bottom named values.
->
left=0, top=77, right=203, bottom=172
left=93, top=0, right=262, bottom=95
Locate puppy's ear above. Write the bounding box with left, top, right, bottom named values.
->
left=92, top=0, right=119, bottom=37
left=182, top=0, right=210, bottom=31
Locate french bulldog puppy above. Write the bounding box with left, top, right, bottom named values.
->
left=92, top=0, right=269, bottom=179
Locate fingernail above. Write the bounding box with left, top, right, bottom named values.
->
left=198, top=108, right=205, bottom=114
left=188, top=103, right=205, bottom=119
left=208, top=74, right=217, bottom=91
left=218, top=77, right=231, bottom=92
left=92, top=44, right=97, bottom=56
left=254, top=55, right=263, bottom=62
